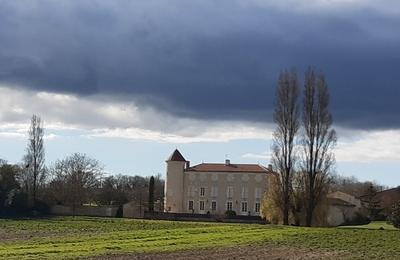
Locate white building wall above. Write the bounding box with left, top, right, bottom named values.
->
left=182, top=171, right=268, bottom=216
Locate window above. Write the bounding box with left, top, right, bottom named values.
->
left=188, top=200, right=194, bottom=211
left=200, top=187, right=206, bottom=197
left=226, top=186, right=233, bottom=198
left=241, top=187, right=248, bottom=199
left=226, top=201, right=233, bottom=211
left=199, top=201, right=205, bottom=211
left=211, top=201, right=217, bottom=211
left=255, top=202, right=260, bottom=213
left=241, top=201, right=248, bottom=213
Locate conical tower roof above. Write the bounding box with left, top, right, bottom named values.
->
left=167, top=149, right=186, bottom=162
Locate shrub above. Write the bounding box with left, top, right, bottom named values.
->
left=10, top=192, right=29, bottom=212
left=225, top=210, right=236, bottom=218
left=34, top=200, right=50, bottom=214
left=260, top=176, right=283, bottom=224
left=388, top=201, right=400, bottom=229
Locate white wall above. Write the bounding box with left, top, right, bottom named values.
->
left=164, top=160, right=185, bottom=213
left=182, top=171, right=268, bottom=216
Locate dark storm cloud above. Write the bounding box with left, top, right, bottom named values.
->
left=0, top=0, right=399, bottom=129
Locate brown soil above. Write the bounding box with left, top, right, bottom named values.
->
left=0, top=230, right=64, bottom=242
left=92, top=245, right=350, bottom=260
left=0, top=230, right=36, bottom=242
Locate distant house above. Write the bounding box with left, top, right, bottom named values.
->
left=360, top=187, right=400, bottom=216
left=323, top=188, right=400, bottom=226
left=164, top=149, right=273, bottom=216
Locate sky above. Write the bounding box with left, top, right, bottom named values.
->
left=0, top=0, right=399, bottom=186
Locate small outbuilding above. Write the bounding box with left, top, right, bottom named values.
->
left=326, top=191, right=363, bottom=226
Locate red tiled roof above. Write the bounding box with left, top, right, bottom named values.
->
left=167, top=149, right=186, bottom=162
left=359, top=187, right=400, bottom=209
left=186, top=163, right=270, bottom=173
left=375, top=187, right=400, bottom=208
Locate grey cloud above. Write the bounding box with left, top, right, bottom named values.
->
left=0, top=0, right=399, bottom=129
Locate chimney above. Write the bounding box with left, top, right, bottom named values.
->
left=225, top=159, right=230, bottom=166
left=186, top=161, right=190, bottom=169
left=268, top=164, right=273, bottom=171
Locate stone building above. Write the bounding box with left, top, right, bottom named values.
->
left=164, top=149, right=272, bottom=216
left=325, top=191, right=363, bottom=226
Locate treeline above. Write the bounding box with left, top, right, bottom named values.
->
left=0, top=116, right=164, bottom=216
left=330, top=175, right=387, bottom=197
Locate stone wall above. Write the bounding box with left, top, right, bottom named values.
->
left=123, top=200, right=163, bottom=218
left=123, top=202, right=146, bottom=218
left=50, top=205, right=119, bottom=217
left=143, top=211, right=265, bottom=224
left=326, top=205, right=357, bottom=226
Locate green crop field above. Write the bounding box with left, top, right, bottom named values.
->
left=339, top=221, right=398, bottom=231
left=0, top=217, right=399, bottom=259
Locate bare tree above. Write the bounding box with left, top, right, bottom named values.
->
left=24, top=114, right=45, bottom=208
left=50, top=153, right=103, bottom=210
left=153, top=174, right=165, bottom=211
left=96, top=175, right=131, bottom=206
left=95, top=173, right=164, bottom=211
left=331, top=175, right=387, bottom=197
left=301, top=68, right=337, bottom=226
left=271, top=69, right=300, bottom=225
left=291, top=171, right=307, bottom=226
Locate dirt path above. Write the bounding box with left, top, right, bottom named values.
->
left=92, top=245, right=350, bottom=260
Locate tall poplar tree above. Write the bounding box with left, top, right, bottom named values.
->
left=271, top=69, right=300, bottom=225
left=25, top=114, right=45, bottom=208
left=301, top=68, right=336, bottom=226
left=148, top=176, right=155, bottom=212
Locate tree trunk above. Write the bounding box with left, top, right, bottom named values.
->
left=33, top=159, right=37, bottom=209
left=283, top=203, right=289, bottom=225
left=306, top=174, right=315, bottom=227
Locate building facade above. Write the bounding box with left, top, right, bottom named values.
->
left=164, top=149, right=271, bottom=216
